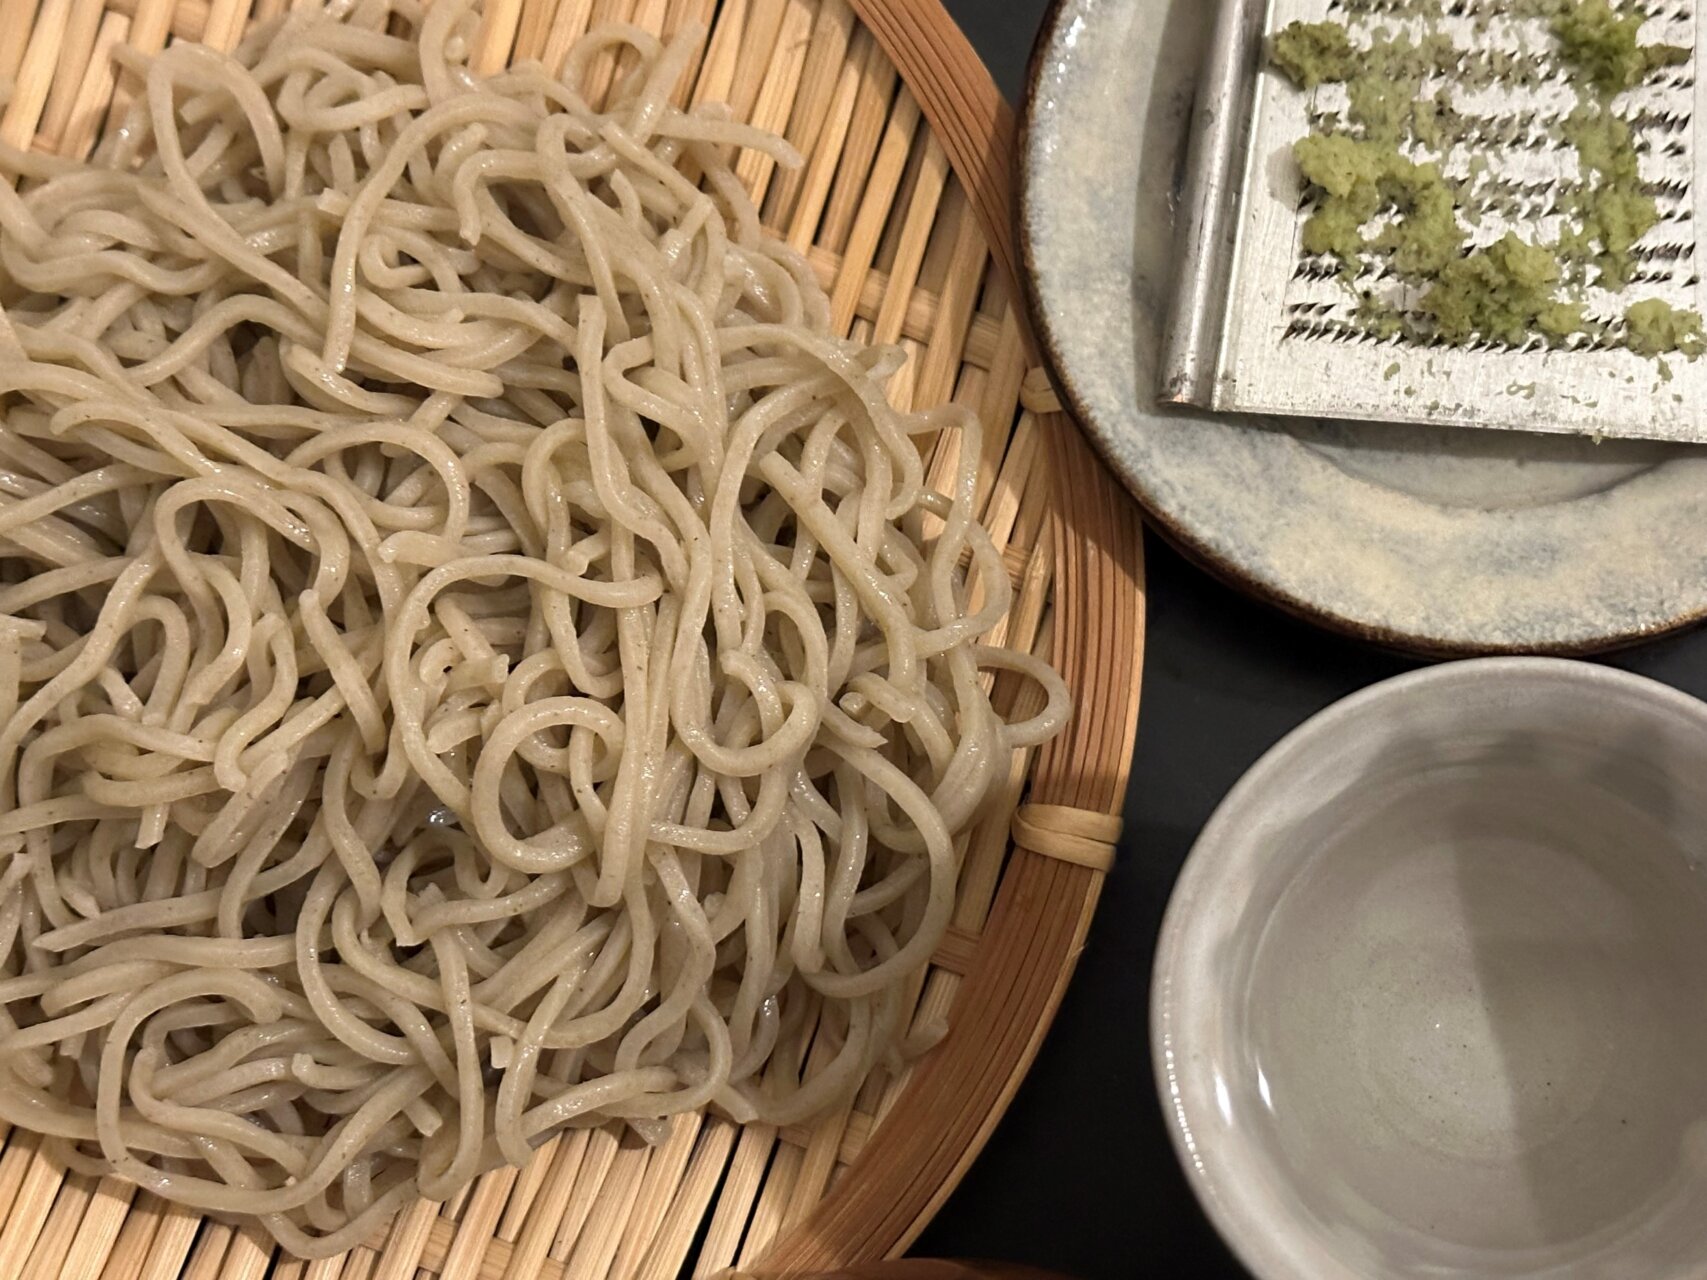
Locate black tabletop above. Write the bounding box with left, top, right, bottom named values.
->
left=914, top=4, right=1707, bottom=1278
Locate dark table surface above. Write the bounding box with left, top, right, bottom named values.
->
left=913, top=4, right=1707, bottom=1278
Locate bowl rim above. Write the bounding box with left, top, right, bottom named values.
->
left=1149, top=655, right=1707, bottom=1280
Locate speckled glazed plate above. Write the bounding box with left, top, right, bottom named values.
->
left=1020, top=0, right=1707, bottom=654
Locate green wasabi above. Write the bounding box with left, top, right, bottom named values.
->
left=1373, top=160, right=1464, bottom=277
left=1292, top=137, right=1466, bottom=275
left=1266, top=0, right=1700, bottom=355
left=1420, top=232, right=1585, bottom=345
left=1624, top=299, right=1706, bottom=357
left=1292, top=134, right=1384, bottom=267
left=1292, top=132, right=1384, bottom=202
left=1552, top=0, right=1688, bottom=94
left=1269, top=22, right=1357, bottom=90
left=1558, top=107, right=1658, bottom=286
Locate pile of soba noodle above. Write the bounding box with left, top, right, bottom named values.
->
left=0, top=0, right=1068, bottom=1256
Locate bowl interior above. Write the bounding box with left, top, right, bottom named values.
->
left=1155, top=659, right=1707, bottom=1279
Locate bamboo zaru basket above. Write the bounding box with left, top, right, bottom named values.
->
left=0, top=0, right=1146, bottom=1274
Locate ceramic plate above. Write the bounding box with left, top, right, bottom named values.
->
left=1019, top=0, right=1707, bottom=654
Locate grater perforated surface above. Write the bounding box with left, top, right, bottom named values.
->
left=1163, top=0, right=1707, bottom=442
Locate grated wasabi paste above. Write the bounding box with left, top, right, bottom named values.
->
left=1624, top=299, right=1706, bottom=357
left=1269, top=21, right=1358, bottom=90
left=1552, top=0, right=1688, bottom=94
left=1266, top=2, right=1700, bottom=357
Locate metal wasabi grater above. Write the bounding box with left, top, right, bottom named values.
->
left=1160, top=0, right=1707, bottom=444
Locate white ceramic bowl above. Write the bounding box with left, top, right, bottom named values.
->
left=1153, top=658, right=1707, bottom=1279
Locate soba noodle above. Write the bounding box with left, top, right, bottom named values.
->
left=0, top=0, right=1069, bottom=1255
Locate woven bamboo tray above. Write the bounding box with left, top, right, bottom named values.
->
left=0, top=0, right=1147, bottom=1275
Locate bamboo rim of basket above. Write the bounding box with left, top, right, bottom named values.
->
left=0, top=0, right=1147, bottom=1275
